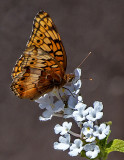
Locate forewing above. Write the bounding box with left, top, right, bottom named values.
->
left=27, top=10, right=67, bottom=71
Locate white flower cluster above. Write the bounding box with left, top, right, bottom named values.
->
left=35, top=68, right=110, bottom=159
left=53, top=102, right=110, bottom=159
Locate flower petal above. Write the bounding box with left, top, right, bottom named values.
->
left=54, top=142, right=70, bottom=151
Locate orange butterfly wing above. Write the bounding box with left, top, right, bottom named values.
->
left=11, top=11, right=74, bottom=100
left=27, top=10, right=67, bottom=71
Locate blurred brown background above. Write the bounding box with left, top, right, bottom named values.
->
left=0, top=0, right=124, bottom=160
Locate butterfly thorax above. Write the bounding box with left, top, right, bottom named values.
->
left=54, top=73, right=75, bottom=89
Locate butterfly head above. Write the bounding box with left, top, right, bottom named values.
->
left=65, top=73, right=75, bottom=83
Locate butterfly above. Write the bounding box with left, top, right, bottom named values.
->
left=11, top=10, right=75, bottom=100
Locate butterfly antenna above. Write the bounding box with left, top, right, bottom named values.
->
left=83, top=77, right=93, bottom=81
left=76, top=52, right=92, bottom=69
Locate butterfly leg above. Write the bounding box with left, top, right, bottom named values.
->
left=62, top=87, right=76, bottom=98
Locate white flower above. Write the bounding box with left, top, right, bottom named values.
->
left=84, top=133, right=96, bottom=142
left=36, top=91, right=65, bottom=121
left=68, top=139, right=83, bottom=156
left=39, top=100, right=64, bottom=121
left=35, top=87, right=65, bottom=110
left=73, top=79, right=82, bottom=94
left=52, top=100, right=65, bottom=112
left=93, top=101, right=103, bottom=112
left=86, top=101, right=103, bottom=121
left=68, top=79, right=81, bottom=95
left=39, top=110, right=53, bottom=121
left=81, top=121, right=94, bottom=135
left=73, top=102, right=88, bottom=121
left=54, top=122, right=72, bottom=135
left=63, top=108, right=73, bottom=118
left=73, top=68, right=81, bottom=83
left=35, top=94, right=52, bottom=109
left=63, top=79, right=81, bottom=97
left=81, top=121, right=96, bottom=142
left=84, top=143, right=100, bottom=159
left=78, top=95, right=83, bottom=102
left=93, top=123, right=110, bottom=140
left=68, top=95, right=78, bottom=109
left=54, top=134, right=70, bottom=151
left=63, top=95, right=83, bottom=118
left=67, top=68, right=81, bottom=91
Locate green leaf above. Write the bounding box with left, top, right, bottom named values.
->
left=98, top=131, right=111, bottom=149
left=106, top=139, right=124, bottom=153
left=80, top=150, right=87, bottom=159
left=105, top=130, right=111, bottom=145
